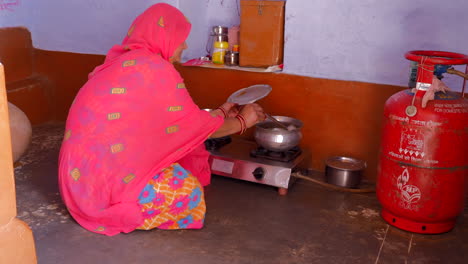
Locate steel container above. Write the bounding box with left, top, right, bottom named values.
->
left=212, top=26, right=228, bottom=35
left=224, top=51, right=239, bottom=66
left=254, top=116, right=303, bottom=152
left=325, top=156, right=366, bottom=188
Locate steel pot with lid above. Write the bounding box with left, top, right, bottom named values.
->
left=325, top=156, right=366, bottom=188
left=254, top=116, right=303, bottom=152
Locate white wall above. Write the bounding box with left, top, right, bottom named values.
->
left=284, top=0, right=468, bottom=89
left=2, top=0, right=468, bottom=90
left=179, top=1, right=209, bottom=60
left=29, top=0, right=178, bottom=55
left=18, top=0, right=239, bottom=58
left=206, top=0, right=240, bottom=31
left=15, top=0, right=239, bottom=57
left=0, top=0, right=31, bottom=28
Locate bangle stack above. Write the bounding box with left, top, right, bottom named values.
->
left=216, top=107, right=227, bottom=118
left=235, top=114, right=247, bottom=135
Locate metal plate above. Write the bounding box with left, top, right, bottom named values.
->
left=227, top=84, right=272, bottom=105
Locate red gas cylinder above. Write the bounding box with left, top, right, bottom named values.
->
left=377, top=51, right=468, bottom=234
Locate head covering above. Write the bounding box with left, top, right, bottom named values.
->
left=91, top=3, right=191, bottom=75
left=59, top=3, right=223, bottom=236
left=119, top=3, right=190, bottom=59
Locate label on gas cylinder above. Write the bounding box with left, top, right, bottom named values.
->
left=433, top=102, right=468, bottom=114
left=386, top=116, right=441, bottom=165
left=388, top=138, right=439, bottom=166
left=396, top=167, right=421, bottom=211
left=416, top=82, right=431, bottom=91
left=399, top=128, right=425, bottom=156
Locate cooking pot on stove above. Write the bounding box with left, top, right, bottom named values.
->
left=254, top=116, right=303, bottom=152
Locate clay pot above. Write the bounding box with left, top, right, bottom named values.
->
left=8, top=102, right=32, bottom=162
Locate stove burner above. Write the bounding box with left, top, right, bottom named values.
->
left=204, top=136, right=232, bottom=151
left=250, top=146, right=302, bottom=163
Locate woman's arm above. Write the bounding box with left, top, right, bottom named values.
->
left=209, top=117, right=243, bottom=138
left=208, top=103, right=265, bottom=138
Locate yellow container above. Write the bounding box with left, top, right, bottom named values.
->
left=212, top=41, right=229, bottom=64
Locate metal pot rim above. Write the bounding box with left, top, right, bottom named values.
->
left=256, top=116, right=303, bottom=129
left=325, top=156, right=366, bottom=171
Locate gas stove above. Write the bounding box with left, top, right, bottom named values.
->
left=205, top=136, right=304, bottom=195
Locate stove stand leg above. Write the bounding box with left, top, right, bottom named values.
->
left=278, top=187, right=288, bottom=196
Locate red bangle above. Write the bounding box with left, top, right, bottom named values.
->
left=235, top=114, right=247, bottom=135
left=235, top=116, right=244, bottom=135
left=216, top=107, right=227, bottom=118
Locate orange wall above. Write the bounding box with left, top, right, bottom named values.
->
left=34, top=50, right=104, bottom=121
left=33, top=49, right=402, bottom=181
left=0, top=27, right=33, bottom=84
left=0, top=27, right=51, bottom=125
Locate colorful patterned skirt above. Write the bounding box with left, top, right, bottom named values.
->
left=136, top=163, right=206, bottom=230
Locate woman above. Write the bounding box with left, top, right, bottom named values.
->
left=58, top=3, right=265, bottom=236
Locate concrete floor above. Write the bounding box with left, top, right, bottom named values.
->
left=14, top=123, right=468, bottom=264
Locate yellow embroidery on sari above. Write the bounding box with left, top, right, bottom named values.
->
left=168, top=106, right=183, bottom=112
left=166, top=125, right=179, bottom=134
left=64, top=130, right=72, bottom=141
left=158, top=16, right=165, bottom=27
left=71, top=168, right=81, bottom=181
left=111, top=143, right=124, bottom=153
left=95, top=226, right=106, bottom=232
left=107, top=113, right=121, bottom=120
left=111, top=88, right=126, bottom=94
left=127, top=25, right=135, bottom=36
left=123, top=174, right=136, bottom=184
left=122, top=60, right=136, bottom=67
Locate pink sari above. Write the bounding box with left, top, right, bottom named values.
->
left=58, top=3, right=223, bottom=236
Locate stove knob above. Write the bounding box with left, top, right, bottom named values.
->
left=252, top=167, right=265, bottom=180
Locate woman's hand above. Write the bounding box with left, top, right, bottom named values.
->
left=238, top=103, right=265, bottom=128
left=213, top=102, right=239, bottom=118
left=208, top=103, right=265, bottom=138
left=220, top=102, right=240, bottom=118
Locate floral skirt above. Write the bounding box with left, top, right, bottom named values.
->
left=136, top=163, right=206, bottom=230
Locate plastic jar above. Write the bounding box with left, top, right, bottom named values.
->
left=212, top=41, right=229, bottom=64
